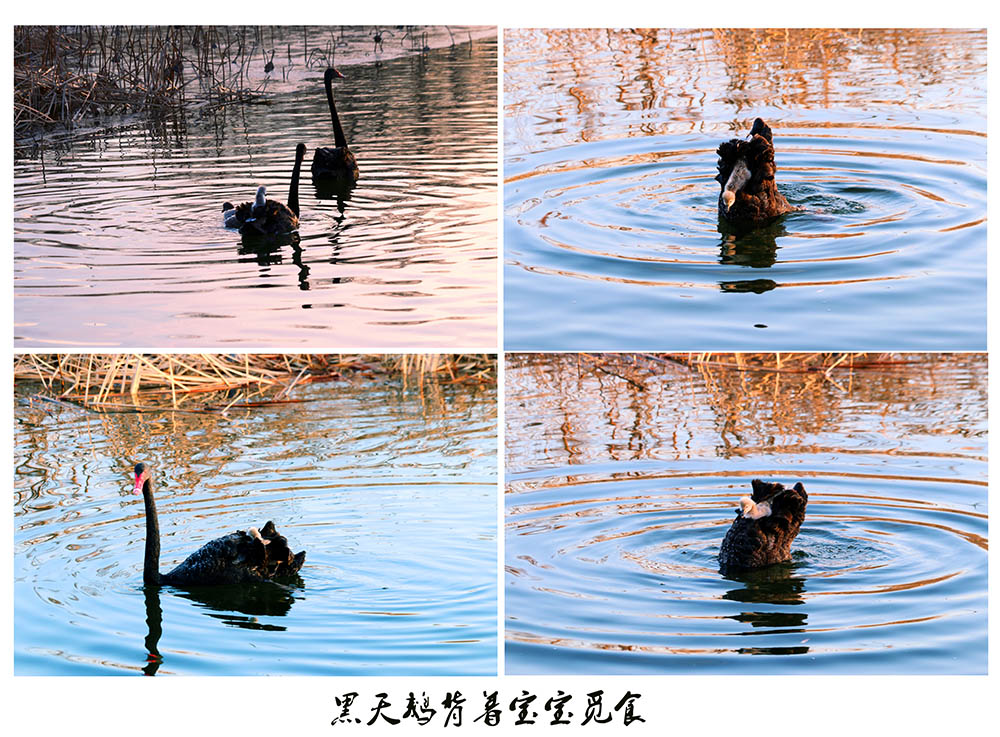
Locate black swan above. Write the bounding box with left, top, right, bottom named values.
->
left=718, top=479, right=807, bottom=571
left=132, top=462, right=306, bottom=586
left=716, top=118, right=793, bottom=224
left=311, top=67, right=360, bottom=185
left=223, top=143, right=306, bottom=237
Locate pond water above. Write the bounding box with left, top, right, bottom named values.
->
left=504, top=29, right=986, bottom=350
left=15, top=26, right=497, bottom=348
left=505, top=354, right=987, bottom=674
left=14, top=377, right=497, bottom=675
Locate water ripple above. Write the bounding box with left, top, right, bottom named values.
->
left=505, top=353, right=987, bottom=674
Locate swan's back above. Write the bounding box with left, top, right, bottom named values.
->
left=160, top=521, right=305, bottom=586
left=225, top=196, right=299, bottom=238
left=311, top=146, right=359, bottom=183
left=239, top=199, right=299, bottom=236
left=718, top=480, right=807, bottom=571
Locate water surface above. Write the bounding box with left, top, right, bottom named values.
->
left=504, top=29, right=986, bottom=350
left=15, top=378, right=497, bottom=675
left=15, top=27, right=497, bottom=348
left=505, top=354, right=987, bottom=674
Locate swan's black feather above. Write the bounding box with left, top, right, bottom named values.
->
left=235, top=199, right=299, bottom=237
left=716, top=118, right=792, bottom=224
left=718, top=479, right=807, bottom=571
left=160, top=521, right=306, bottom=586
left=311, top=146, right=359, bottom=183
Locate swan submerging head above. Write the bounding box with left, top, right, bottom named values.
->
left=716, top=118, right=793, bottom=225
left=132, top=462, right=306, bottom=586
left=718, top=479, right=807, bottom=571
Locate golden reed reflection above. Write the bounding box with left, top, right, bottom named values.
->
left=506, top=353, right=987, bottom=473
left=506, top=29, right=985, bottom=139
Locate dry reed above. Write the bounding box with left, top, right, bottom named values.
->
left=15, top=27, right=257, bottom=137
left=14, top=24, right=471, bottom=142
left=15, top=354, right=495, bottom=412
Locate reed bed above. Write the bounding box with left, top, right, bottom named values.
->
left=14, top=25, right=470, bottom=141
left=15, top=354, right=495, bottom=412
left=15, top=26, right=262, bottom=138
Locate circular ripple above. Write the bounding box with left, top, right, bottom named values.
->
left=506, top=473, right=987, bottom=674
left=504, top=122, right=986, bottom=348
left=508, top=125, right=983, bottom=271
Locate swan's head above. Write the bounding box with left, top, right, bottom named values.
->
left=325, top=67, right=346, bottom=83
left=132, top=462, right=150, bottom=495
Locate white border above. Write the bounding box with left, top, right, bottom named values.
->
left=5, top=6, right=996, bottom=736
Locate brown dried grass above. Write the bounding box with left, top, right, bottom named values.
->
left=15, top=26, right=278, bottom=139
left=15, top=353, right=496, bottom=411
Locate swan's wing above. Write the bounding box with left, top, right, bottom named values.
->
left=163, top=524, right=303, bottom=585
left=163, top=532, right=260, bottom=585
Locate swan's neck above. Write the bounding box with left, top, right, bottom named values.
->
left=288, top=150, right=303, bottom=218
left=723, top=158, right=751, bottom=211
left=325, top=75, right=349, bottom=150
left=141, top=479, right=161, bottom=585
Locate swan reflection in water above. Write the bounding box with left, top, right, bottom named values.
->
left=718, top=556, right=810, bottom=657
left=312, top=180, right=354, bottom=221
left=237, top=234, right=312, bottom=291
left=714, top=215, right=784, bottom=294
left=141, top=578, right=304, bottom=676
